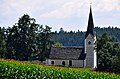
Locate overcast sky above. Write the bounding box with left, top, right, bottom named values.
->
left=0, top=0, right=120, bottom=31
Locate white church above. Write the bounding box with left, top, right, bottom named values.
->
left=46, top=6, right=97, bottom=68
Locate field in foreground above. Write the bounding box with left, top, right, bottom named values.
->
left=0, top=59, right=120, bottom=79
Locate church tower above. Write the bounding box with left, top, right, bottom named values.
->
left=84, top=5, right=97, bottom=68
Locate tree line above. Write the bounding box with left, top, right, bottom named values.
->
left=52, top=27, right=120, bottom=46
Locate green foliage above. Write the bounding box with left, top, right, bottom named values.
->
left=0, top=27, right=6, bottom=58
left=37, top=25, right=52, bottom=52
left=97, top=32, right=120, bottom=72
left=5, top=14, right=39, bottom=60
left=0, top=59, right=120, bottom=79
left=53, top=42, right=63, bottom=47
left=52, top=27, right=120, bottom=46
left=52, top=28, right=84, bottom=46
left=35, top=25, right=53, bottom=61
left=1, top=14, right=53, bottom=61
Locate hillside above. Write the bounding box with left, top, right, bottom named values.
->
left=52, top=27, right=120, bottom=46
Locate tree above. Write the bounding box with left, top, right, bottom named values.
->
left=59, top=27, right=64, bottom=34
left=6, top=14, right=39, bottom=60
left=3, top=14, right=53, bottom=61
left=5, top=27, right=16, bottom=59
left=97, top=32, right=120, bottom=72
left=0, top=27, right=6, bottom=58
left=35, top=25, right=53, bottom=61
left=111, top=43, right=120, bottom=72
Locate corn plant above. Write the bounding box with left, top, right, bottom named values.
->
left=0, top=59, right=120, bottom=79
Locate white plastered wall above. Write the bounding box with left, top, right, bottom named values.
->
left=85, top=34, right=96, bottom=68
left=46, top=59, right=84, bottom=67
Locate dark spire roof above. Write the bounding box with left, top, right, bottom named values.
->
left=85, top=5, right=94, bottom=38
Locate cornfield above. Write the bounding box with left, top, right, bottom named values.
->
left=0, top=59, right=120, bottom=79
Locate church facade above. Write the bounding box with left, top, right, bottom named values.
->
left=46, top=6, right=97, bottom=68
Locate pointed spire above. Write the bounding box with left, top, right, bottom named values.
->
left=85, top=5, right=94, bottom=38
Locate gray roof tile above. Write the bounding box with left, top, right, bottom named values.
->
left=49, top=46, right=86, bottom=60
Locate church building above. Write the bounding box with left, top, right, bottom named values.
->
left=46, top=6, right=97, bottom=68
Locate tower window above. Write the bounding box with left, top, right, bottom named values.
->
left=51, top=61, right=54, bottom=65
left=62, top=61, right=65, bottom=65
left=88, top=41, right=91, bottom=45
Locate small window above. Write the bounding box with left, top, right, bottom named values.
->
left=88, top=41, right=91, bottom=45
left=51, top=61, right=54, bottom=65
left=62, top=61, right=65, bottom=65
left=69, top=60, right=72, bottom=66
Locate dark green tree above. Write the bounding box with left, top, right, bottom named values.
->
left=34, top=25, right=53, bottom=61
left=0, top=27, right=6, bottom=58
left=5, top=27, right=16, bottom=59
left=6, top=14, right=39, bottom=60
left=97, top=33, right=120, bottom=72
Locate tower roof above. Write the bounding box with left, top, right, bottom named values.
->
left=85, top=5, right=94, bottom=38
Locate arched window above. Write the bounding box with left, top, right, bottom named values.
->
left=69, top=60, right=72, bottom=66
left=88, top=41, right=91, bottom=45
left=62, top=61, right=65, bottom=65
left=51, top=61, right=54, bottom=65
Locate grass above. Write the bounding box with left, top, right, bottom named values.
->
left=0, top=59, right=120, bottom=79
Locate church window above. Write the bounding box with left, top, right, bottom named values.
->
left=69, top=60, right=72, bottom=66
left=51, top=61, right=54, bottom=65
left=62, top=61, right=65, bottom=65
left=88, top=41, right=91, bottom=45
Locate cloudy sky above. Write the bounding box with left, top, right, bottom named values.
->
left=0, top=0, right=120, bottom=31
